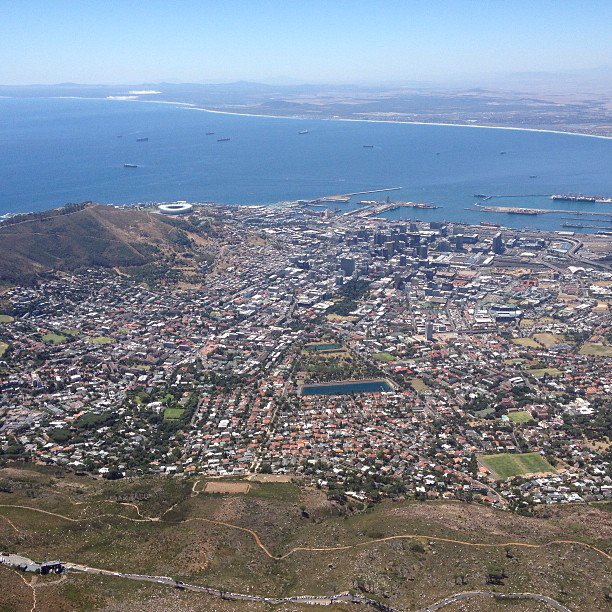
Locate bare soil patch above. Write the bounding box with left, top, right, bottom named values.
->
left=204, top=481, right=251, bottom=494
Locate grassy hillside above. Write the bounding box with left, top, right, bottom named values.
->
left=0, top=203, right=204, bottom=284
left=0, top=465, right=610, bottom=611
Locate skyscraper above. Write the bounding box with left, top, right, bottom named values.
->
left=340, top=257, right=355, bottom=275
left=492, top=232, right=504, bottom=254
left=425, top=321, right=434, bottom=341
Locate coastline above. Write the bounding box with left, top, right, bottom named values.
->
left=2, top=96, right=611, bottom=227
left=48, top=95, right=612, bottom=141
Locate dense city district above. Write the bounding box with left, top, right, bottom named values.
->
left=1, top=202, right=610, bottom=512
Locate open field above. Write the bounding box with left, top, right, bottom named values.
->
left=0, top=314, right=13, bottom=323
left=248, top=474, right=294, bottom=483
left=87, top=335, right=114, bottom=344
left=507, top=410, right=535, bottom=423
left=325, top=313, right=357, bottom=322
left=480, top=453, right=555, bottom=480
left=579, top=342, right=612, bottom=357
left=0, top=341, right=8, bottom=357
left=512, top=337, right=539, bottom=348
left=528, top=367, right=563, bottom=378
left=205, top=481, right=251, bottom=494
left=532, top=333, right=566, bottom=347
left=42, top=332, right=67, bottom=345
left=411, top=378, right=429, bottom=392
left=373, top=352, right=395, bottom=362
left=163, top=408, right=185, bottom=420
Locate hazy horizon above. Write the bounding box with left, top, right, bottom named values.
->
left=2, top=1, right=611, bottom=87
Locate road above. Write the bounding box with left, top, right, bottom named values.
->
left=2, top=553, right=573, bottom=612
left=3, top=554, right=396, bottom=611
left=421, top=590, right=572, bottom=611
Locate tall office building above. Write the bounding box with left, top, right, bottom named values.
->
left=492, top=232, right=504, bottom=254
left=425, top=321, right=434, bottom=341
left=340, top=257, right=356, bottom=275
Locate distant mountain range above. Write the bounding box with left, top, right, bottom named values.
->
left=1, top=72, right=611, bottom=137
left=2, top=65, right=611, bottom=94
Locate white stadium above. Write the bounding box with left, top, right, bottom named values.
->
left=158, top=202, right=193, bottom=215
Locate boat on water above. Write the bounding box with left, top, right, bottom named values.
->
left=217, top=138, right=230, bottom=142
left=206, top=132, right=215, bottom=135
left=480, top=221, right=501, bottom=227
left=500, top=151, right=507, bottom=155
left=551, top=194, right=612, bottom=203
left=124, top=163, right=138, bottom=168
left=529, top=175, right=538, bottom=178
left=411, top=202, right=438, bottom=209
left=363, top=145, right=374, bottom=148
left=298, top=130, right=309, bottom=135
left=136, top=137, right=148, bottom=142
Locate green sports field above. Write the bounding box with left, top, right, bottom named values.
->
left=164, top=408, right=185, bottom=420
left=479, top=452, right=554, bottom=480
left=507, top=410, right=535, bottom=423
left=88, top=335, right=114, bottom=344
left=42, top=332, right=67, bottom=345
left=528, top=367, right=562, bottom=378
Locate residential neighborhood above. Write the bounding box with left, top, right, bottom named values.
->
left=1, top=202, right=610, bottom=511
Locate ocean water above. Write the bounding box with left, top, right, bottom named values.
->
left=1, top=97, right=611, bottom=232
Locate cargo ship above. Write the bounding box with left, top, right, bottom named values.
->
left=123, top=163, right=138, bottom=168
left=206, top=132, right=215, bottom=135
left=411, top=202, right=438, bottom=209
left=363, top=145, right=374, bottom=148
left=136, top=137, right=148, bottom=142
left=480, top=221, right=501, bottom=227
left=551, top=194, right=612, bottom=203
left=217, top=138, right=230, bottom=142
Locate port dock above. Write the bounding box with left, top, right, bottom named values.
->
left=473, top=202, right=612, bottom=217
left=345, top=201, right=439, bottom=218
left=308, top=187, right=402, bottom=205
left=474, top=193, right=612, bottom=203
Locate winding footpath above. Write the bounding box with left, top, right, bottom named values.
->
left=1, top=502, right=610, bottom=563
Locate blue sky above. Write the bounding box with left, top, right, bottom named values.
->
left=1, top=0, right=611, bottom=85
